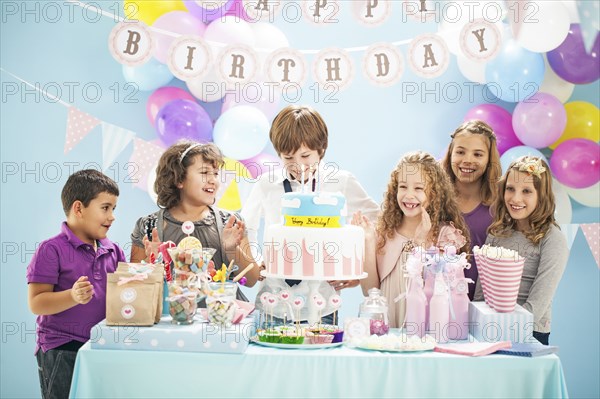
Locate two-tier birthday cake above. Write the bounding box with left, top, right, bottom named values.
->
left=262, top=192, right=365, bottom=280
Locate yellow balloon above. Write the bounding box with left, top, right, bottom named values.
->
left=549, top=101, right=600, bottom=149
left=123, top=0, right=187, bottom=25
left=216, top=158, right=251, bottom=211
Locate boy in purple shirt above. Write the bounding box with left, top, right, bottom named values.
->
left=27, top=169, right=125, bottom=399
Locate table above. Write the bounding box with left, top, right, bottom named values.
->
left=70, top=341, right=569, bottom=398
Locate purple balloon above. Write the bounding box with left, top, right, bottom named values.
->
left=240, top=152, right=282, bottom=179
left=550, top=138, right=600, bottom=189
left=464, top=104, right=522, bottom=155
left=156, top=99, right=213, bottom=146
left=184, top=0, right=235, bottom=23
left=547, top=24, right=600, bottom=84
left=512, top=93, right=567, bottom=149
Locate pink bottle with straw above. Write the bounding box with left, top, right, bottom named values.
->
left=404, top=276, right=427, bottom=337
left=428, top=272, right=449, bottom=343
left=448, top=278, right=471, bottom=340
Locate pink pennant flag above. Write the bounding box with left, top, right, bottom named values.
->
left=64, top=106, right=100, bottom=154
left=130, top=138, right=165, bottom=190
left=580, top=223, right=600, bottom=269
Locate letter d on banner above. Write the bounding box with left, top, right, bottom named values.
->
left=109, top=22, right=154, bottom=66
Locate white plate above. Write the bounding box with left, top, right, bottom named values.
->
left=250, top=336, right=343, bottom=350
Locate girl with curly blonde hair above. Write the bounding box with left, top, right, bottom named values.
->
left=476, top=156, right=568, bottom=345
left=441, top=120, right=502, bottom=299
left=355, top=151, right=469, bottom=328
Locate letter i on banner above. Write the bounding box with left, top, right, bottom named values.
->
left=459, top=19, right=502, bottom=62
left=108, top=22, right=154, bottom=66
left=363, top=43, right=404, bottom=87
left=408, top=34, right=449, bottom=79
left=167, top=35, right=212, bottom=81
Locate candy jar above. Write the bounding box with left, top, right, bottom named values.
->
left=206, top=282, right=238, bottom=327
left=358, top=288, right=389, bottom=336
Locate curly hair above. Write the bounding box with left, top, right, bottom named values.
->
left=488, top=156, right=557, bottom=244
left=441, top=120, right=502, bottom=206
left=377, top=151, right=470, bottom=254
left=154, top=141, right=224, bottom=210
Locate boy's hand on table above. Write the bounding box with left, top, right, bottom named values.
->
left=71, top=276, right=94, bottom=305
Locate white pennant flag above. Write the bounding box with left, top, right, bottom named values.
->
left=559, top=224, right=580, bottom=251
left=101, top=122, right=136, bottom=171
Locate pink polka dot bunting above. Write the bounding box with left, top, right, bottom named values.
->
left=64, top=107, right=100, bottom=154
left=580, top=223, right=600, bottom=269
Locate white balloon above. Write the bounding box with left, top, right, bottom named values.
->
left=204, top=15, right=256, bottom=55
left=147, top=165, right=158, bottom=205
left=186, top=69, right=226, bottom=103
left=566, top=182, right=600, bottom=208
left=251, top=22, right=289, bottom=63
left=457, top=55, right=486, bottom=83
left=514, top=1, right=571, bottom=53
left=553, top=179, right=573, bottom=224
left=560, top=0, right=580, bottom=23
left=539, top=55, right=575, bottom=103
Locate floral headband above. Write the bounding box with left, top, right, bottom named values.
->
left=516, top=158, right=546, bottom=178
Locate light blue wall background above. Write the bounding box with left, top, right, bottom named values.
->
left=1, top=1, right=598, bottom=398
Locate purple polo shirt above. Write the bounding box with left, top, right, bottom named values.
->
left=26, top=222, right=125, bottom=353
left=463, top=203, right=493, bottom=300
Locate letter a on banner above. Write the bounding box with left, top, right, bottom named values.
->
left=408, top=33, right=449, bottom=78
left=108, top=22, right=154, bottom=66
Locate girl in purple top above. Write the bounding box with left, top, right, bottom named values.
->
left=441, top=120, right=502, bottom=300
left=27, top=170, right=125, bottom=399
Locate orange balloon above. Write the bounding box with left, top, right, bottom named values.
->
left=550, top=101, right=599, bottom=149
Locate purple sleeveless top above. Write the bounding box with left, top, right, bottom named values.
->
left=462, top=203, right=492, bottom=300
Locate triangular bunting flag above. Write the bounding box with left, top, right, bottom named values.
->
left=217, top=179, right=241, bottom=211
left=101, top=123, right=136, bottom=171
left=65, top=106, right=100, bottom=154
left=130, top=138, right=165, bottom=190
left=576, top=0, right=600, bottom=53
left=580, top=223, right=600, bottom=269
left=559, top=224, right=580, bottom=251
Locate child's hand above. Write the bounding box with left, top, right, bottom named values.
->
left=351, top=211, right=375, bottom=241
left=143, top=227, right=161, bottom=261
left=257, top=263, right=266, bottom=282
left=415, top=208, right=432, bottom=246
left=222, top=215, right=245, bottom=251
left=71, top=276, right=94, bottom=305
left=328, top=279, right=360, bottom=290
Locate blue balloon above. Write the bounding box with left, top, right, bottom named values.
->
left=122, top=58, right=174, bottom=91
left=500, top=146, right=548, bottom=173
left=485, top=39, right=545, bottom=103
left=213, top=106, right=270, bottom=160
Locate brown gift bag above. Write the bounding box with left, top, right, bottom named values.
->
left=106, top=263, right=164, bottom=326
left=116, top=262, right=164, bottom=323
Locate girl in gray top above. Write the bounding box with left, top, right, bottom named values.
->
left=475, top=156, right=568, bottom=345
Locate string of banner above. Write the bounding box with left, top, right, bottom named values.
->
left=108, top=1, right=502, bottom=90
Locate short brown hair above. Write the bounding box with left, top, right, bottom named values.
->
left=61, top=169, right=119, bottom=215
left=154, top=141, right=224, bottom=209
left=270, top=105, right=328, bottom=158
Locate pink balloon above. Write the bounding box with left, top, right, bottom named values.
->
left=240, top=152, right=282, bottom=179
left=152, top=11, right=206, bottom=64
left=464, top=104, right=522, bottom=155
left=512, top=93, right=567, bottom=148
left=147, top=87, right=196, bottom=126
left=550, top=138, right=600, bottom=189
left=224, top=0, right=252, bottom=21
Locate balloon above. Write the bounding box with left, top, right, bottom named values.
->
left=512, top=93, right=567, bottom=148
left=547, top=24, right=600, bottom=84
left=186, top=69, right=227, bottom=103
left=213, top=106, right=270, bottom=160
left=566, top=182, right=600, bottom=208
left=550, top=139, right=600, bottom=189
left=514, top=1, right=570, bottom=53
left=221, top=88, right=281, bottom=121
left=539, top=55, right=575, bottom=103
left=184, top=0, right=235, bottom=23
left=124, top=0, right=187, bottom=25
left=203, top=15, right=256, bottom=51
left=224, top=0, right=252, bottom=21
left=151, top=11, right=206, bottom=64
left=147, top=87, right=196, bottom=126
left=215, top=158, right=252, bottom=211
left=457, top=55, right=486, bottom=84
left=251, top=22, right=289, bottom=62
left=122, top=58, right=174, bottom=91
left=552, top=179, right=572, bottom=224
left=240, top=152, right=282, bottom=179
left=485, top=39, right=545, bottom=103
left=500, top=146, right=548, bottom=173
left=464, top=104, right=521, bottom=155
left=550, top=101, right=600, bottom=149
left=156, top=99, right=213, bottom=146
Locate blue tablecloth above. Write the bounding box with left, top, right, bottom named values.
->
left=70, top=341, right=568, bottom=398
